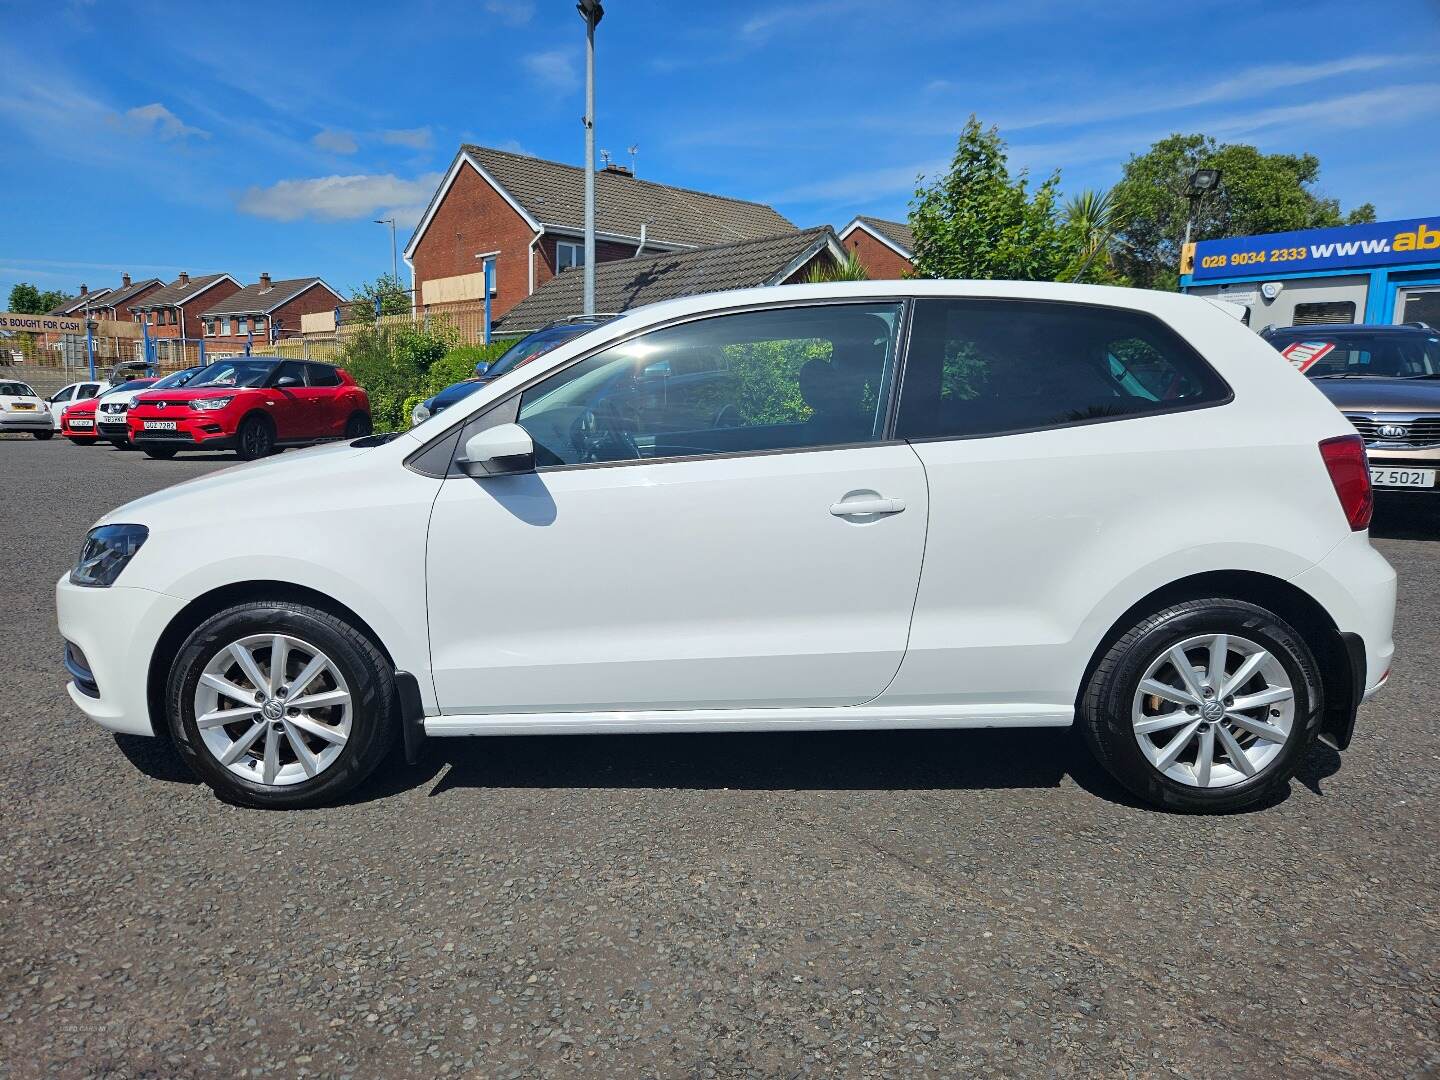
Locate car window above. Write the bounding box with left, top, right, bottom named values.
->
left=188, top=360, right=275, bottom=388
left=516, top=303, right=902, bottom=466
left=1277, top=335, right=1440, bottom=378
left=274, top=361, right=308, bottom=386
left=102, top=380, right=152, bottom=397
left=152, top=367, right=201, bottom=389
left=52, top=386, right=75, bottom=403
left=895, top=298, right=1229, bottom=440
left=78, top=384, right=100, bottom=399
left=0, top=381, right=36, bottom=396
left=487, top=326, right=595, bottom=379
left=306, top=363, right=341, bottom=387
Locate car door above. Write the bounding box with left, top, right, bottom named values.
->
left=425, top=301, right=929, bottom=715
left=304, top=363, right=345, bottom=436
left=267, top=361, right=313, bottom=440
left=49, top=384, right=76, bottom=427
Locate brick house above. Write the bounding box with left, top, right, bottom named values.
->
left=200, top=274, right=345, bottom=353
left=404, top=145, right=796, bottom=322
left=47, top=284, right=115, bottom=316
left=493, top=226, right=846, bottom=335
left=130, top=272, right=241, bottom=342
left=88, top=274, right=165, bottom=322
left=838, top=216, right=914, bottom=279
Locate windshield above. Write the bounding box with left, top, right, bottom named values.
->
left=0, top=381, right=36, bottom=397
left=486, top=325, right=597, bottom=379
left=152, top=367, right=203, bottom=389
left=187, top=359, right=276, bottom=388
left=1275, top=335, right=1440, bottom=378
left=103, top=380, right=154, bottom=397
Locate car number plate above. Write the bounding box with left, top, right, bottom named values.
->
left=1370, top=467, right=1436, bottom=488
left=144, top=420, right=178, bottom=431
left=12, top=403, right=35, bottom=410
left=70, top=419, right=93, bottom=428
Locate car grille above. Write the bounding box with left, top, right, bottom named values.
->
left=1344, top=413, right=1440, bottom=449
left=99, top=402, right=127, bottom=414
left=136, top=429, right=196, bottom=442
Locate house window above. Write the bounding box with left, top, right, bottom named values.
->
left=238, top=317, right=250, bottom=335
left=1292, top=301, right=1357, bottom=326
left=253, top=316, right=266, bottom=332
left=556, top=241, right=584, bottom=272
left=222, top=317, right=232, bottom=336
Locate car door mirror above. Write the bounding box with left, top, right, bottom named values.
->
left=275, top=376, right=301, bottom=388
left=473, top=361, right=491, bottom=377
left=458, top=422, right=535, bottom=477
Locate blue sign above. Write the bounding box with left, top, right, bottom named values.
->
left=1192, top=215, right=1440, bottom=280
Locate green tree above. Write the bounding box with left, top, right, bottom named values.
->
left=1062, top=188, right=1124, bottom=282
left=1110, top=134, right=1376, bottom=290
left=347, top=273, right=411, bottom=322
left=803, top=250, right=869, bottom=283
left=8, top=282, right=68, bottom=313
left=908, top=117, right=1087, bottom=282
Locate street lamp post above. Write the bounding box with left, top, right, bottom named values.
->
left=578, top=0, right=603, bottom=315
left=1183, top=168, right=1222, bottom=252
left=373, top=217, right=398, bottom=285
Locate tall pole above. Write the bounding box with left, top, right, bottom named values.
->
left=389, top=219, right=397, bottom=282
left=582, top=6, right=598, bottom=314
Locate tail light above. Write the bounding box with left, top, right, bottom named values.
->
left=1318, top=434, right=1372, bottom=531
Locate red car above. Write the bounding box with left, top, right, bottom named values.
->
left=61, top=396, right=100, bottom=445
left=128, top=357, right=371, bottom=460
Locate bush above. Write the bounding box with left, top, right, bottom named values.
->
left=339, top=328, right=520, bottom=432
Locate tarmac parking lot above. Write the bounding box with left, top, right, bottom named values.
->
left=1, top=436, right=1436, bottom=1078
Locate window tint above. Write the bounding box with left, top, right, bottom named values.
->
left=1281, top=335, right=1440, bottom=378
left=516, top=303, right=902, bottom=466
left=274, top=361, right=308, bottom=386
left=78, top=384, right=99, bottom=399
left=52, top=386, right=75, bottom=403
left=306, top=363, right=341, bottom=387
left=895, top=298, right=1228, bottom=440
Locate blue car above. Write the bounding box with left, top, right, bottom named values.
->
left=410, top=315, right=614, bottom=426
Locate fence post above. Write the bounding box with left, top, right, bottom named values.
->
left=85, top=321, right=95, bottom=381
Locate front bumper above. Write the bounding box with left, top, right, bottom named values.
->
left=0, top=411, right=53, bottom=431
left=129, top=414, right=235, bottom=449
left=97, top=421, right=130, bottom=440
left=55, top=574, right=188, bottom=737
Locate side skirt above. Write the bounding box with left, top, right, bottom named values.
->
left=424, top=703, right=1073, bottom=738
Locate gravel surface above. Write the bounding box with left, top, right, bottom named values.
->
left=2, top=437, right=1437, bottom=1079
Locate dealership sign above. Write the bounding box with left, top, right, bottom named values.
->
left=0, top=311, right=85, bottom=334
left=1191, top=216, right=1440, bottom=281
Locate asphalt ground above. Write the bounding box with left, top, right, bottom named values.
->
left=1, top=435, right=1437, bottom=1079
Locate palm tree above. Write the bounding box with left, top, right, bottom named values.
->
left=1063, top=188, right=1120, bottom=281
left=805, top=250, right=869, bottom=284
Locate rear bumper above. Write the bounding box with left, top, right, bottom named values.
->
left=0, top=412, right=52, bottom=431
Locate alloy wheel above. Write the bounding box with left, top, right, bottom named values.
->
left=193, top=634, right=352, bottom=787
left=1131, top=633, right=1295, bottom=789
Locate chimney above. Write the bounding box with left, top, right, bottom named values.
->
left=602, top=163, right=633, bottom=177
left=178, top=271, right=190, bottom=287
left=79, top=284, right=88, bottom=296
left=122, top=273, right=131, bottom=287
left=259, top=272, right=272, bottom=290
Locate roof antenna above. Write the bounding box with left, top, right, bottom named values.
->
left=627, top=144, right=638, bottom=176
left=600, top=148, right=612, bottom=169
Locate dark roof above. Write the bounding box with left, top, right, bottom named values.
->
left=494, top=226, right=841, bottom=334
left=94, top=278, right=164, bottom=310
left=49, top=289, right=113, bottom=315
left=429, top=145, right=795, bottom=250
left=202, top=277, right=341, bottom=316
left=131, top=273, right=236, bottom=310
left=846, top=216, right=914, bottom=256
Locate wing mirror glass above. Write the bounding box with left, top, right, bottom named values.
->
left=275, top=376, right=301, bottom=388
left=458, top=422, right=535, bottom=477
left=473, top=361, right=491, bottom=377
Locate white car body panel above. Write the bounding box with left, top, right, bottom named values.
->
left=52, top=280, right=1395, bottom=746
left=0, top=385, right=52, bottom=432
left=48, top=381, right=107, bottom=428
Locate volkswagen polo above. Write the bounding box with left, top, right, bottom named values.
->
left=57, top=282, right=1396, bottom=812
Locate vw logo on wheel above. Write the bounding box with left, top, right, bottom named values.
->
left=1378, top=423, right=1408, bottom=440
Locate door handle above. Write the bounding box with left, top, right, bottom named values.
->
left=830, top=497, right=906, bottom=517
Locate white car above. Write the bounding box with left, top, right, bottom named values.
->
left=0, top=379, right=54, bottom=438
left=56, top=281, right=1396, bottom=812
left=94, top=366, right=208, bottom=447
left=47, top=380, right=107, bottom=430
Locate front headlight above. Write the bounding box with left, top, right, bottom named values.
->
left=70, top=524, right=149, bottom=588
left=410, top=401, right=431, bottom=426
left=189, top=397, right=233, bottom=411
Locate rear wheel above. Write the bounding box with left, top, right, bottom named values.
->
left=166, top=600, right=397, bottom=809
left=236, top=415, right=275, bottom=460
left=142, top=445, right=179, bottom=459
left=344, top=412, right=372, bottom=438
left=32, top=429, right=53, bottom=440
left=1081, top=598, right=1322, bottom=813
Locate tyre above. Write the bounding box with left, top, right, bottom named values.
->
left=165, top=599, right=397, bottom=809
left=344, top=412, right=373, bottom=439
left=236, top=415, right=275, bottom=460
left=1080, top=598, right=1322, bottom=813
left=143, top=445, right=179, bottom=460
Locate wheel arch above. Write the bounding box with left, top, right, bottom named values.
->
left=146, top=580, right=398, bottom=742
left=236, top=407, right=275, bottom=434
left=1077, top=569, right=1353, bottom=739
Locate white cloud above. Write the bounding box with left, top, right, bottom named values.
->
left=484, top=0, right=534, bottom=25
left=236, top=173, right=442, bottom=223
left=312, top=128, right=358, bottom=154
left=115, top=102, right=209, bottom=141
left=381, top=126, right=432, bottom=150
left=523, top=49, right=579, bottom=92
left=740, top=0, right=867, bottom=40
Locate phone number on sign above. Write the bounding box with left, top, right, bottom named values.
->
left=1198, top=247, right=1308, bottom=270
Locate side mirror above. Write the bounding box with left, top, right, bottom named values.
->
left=275, top=376, right=301, bottom=388
left=473, top=361, right=491, bottom=378
left=458, top=422, right=535, bottom=477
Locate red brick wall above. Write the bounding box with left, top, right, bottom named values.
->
left=102, top=282, right=164, bottom=322
left=534, top=235, right=641, bottom=291
left=143, top=280, right=242, bottom=339
left=843, top=228, right=912, bottom=280
left=411, top=163, right=537, bottom=319
left=207, top=283, right=343, bottom=350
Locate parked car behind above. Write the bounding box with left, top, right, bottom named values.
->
left=1261, top=322, right=1440, bottom=495
left=47, top=380, right=107, bottom=430
left=0, top=379, right=54, bottom=438
left=127, top=358, right=371, bottom=460
left=58, top=281, right=1394, bottom=813
left=61, top=381, right=153, bottom=445
left=410, top=316, right=614, bottom=426
left=94, top=366, right=209, bottom=449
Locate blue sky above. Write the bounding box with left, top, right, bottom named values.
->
left=2, top=0, right=1438, bottom=304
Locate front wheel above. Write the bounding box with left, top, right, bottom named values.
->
left=344, top=412, right=372, bottom=439
left=236, top=415, right=275, bottom=460
left=166, top=600, right=397, bottom=809
left=1080, top=598, right=1322, bottom=813
left=143, top=445, right=179, bottom=460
